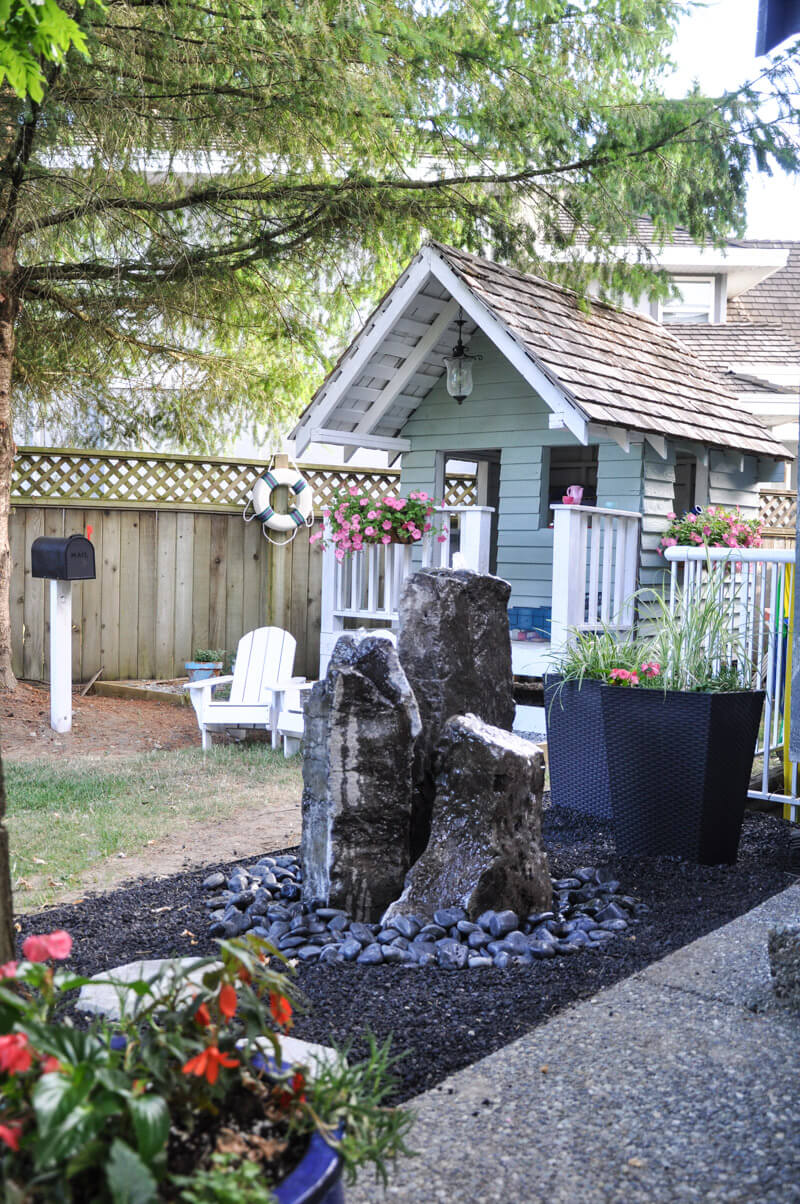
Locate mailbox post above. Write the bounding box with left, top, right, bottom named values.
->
left=31, top=535, right=96, bottom=733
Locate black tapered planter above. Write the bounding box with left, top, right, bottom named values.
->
left=599, top=686, right=764, bottom=864
left=544, top=675, right=611, bottom=820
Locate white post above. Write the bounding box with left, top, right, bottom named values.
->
left=318, top=518, right=341, bottom=678
left=550, top=504, right=587, bottom=650
left=49, top=579, right=72, bottom=733
left=457, top=505, right=493, bottom=572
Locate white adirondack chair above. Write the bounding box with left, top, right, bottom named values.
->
left=274, top=681, right=315, bottom=756
left=186, top=627, right=301, bottom=751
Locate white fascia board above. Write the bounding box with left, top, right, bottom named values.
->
left=308, top=428, right=411, bottom=454
left=540, top=243, right=788, bottom=299
left=423, top=247, right=588, bottom=445
left=293, top=253, right=431, bottom=455
left=740, top=397, right=800, bottom=416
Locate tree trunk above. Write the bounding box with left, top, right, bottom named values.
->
left=0, top=751, right=15, bottom=964
left=0, top=241, right=17, bottom=692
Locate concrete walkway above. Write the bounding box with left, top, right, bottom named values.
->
left=352, top=882, right=800, bottom=1204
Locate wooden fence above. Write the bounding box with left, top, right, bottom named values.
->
left=10, top=448, right=475, bottom=683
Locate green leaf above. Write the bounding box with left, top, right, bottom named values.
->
left=106, top=1139, right=158, bottom=1204
left=128, top=1095, right=170, bottom=1163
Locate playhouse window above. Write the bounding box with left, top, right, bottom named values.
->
left=544, top=445, right=598, bottom=524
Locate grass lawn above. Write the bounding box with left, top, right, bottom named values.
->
left=4, top=744, right=303, bottom=912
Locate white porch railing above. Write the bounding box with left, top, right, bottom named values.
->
left=549, top=503, right=642, bottom=649
left=664, top=545, right=798, bottom=821
left=319, top=505, right=493, bottom=674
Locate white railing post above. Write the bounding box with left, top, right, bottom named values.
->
left=319, top=517, right=342, bottom=677
left=456, top=505, right=493, bottom=572
left=550, top=504, right=589, bottom=649
left=424, top=505, right=493, bottom=571
left=551, top=504, right=642, bottom=648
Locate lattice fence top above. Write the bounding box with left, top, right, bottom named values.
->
left=11, top=447, right=476, bottom=514
left=759, top=488, right=797, bottom=534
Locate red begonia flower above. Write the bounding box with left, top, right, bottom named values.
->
left=218, top=983, right=237, bottom=1020
left=0, top=962, right=17, bottom=980
left=0, top=1034, right=32, bottom=1075
left=182, top=1045, right=239, bottom=1086
left=269, top=993, right=292, bottom=1029
left=0, top=1121, right=23, bottom=1151
left=22, top=931, right=72, bottom=963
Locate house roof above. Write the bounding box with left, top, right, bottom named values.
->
left=722, top=370, right=797, bottom=396
left=292, top=242, right=790, bottom=461
left=672, top=323, right=800, bottom=369
left=726, top=241, right=800, bottom=342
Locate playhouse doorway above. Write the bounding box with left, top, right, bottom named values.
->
left=436, top=449, right=500, bottom=574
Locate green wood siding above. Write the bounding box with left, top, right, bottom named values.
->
left=708, top=451, right=760, bottom=517
left=399, top=333, right=648, bottom=606
left=398, top=331, right=765, bottom=607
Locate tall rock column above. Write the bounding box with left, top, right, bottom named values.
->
left=300, top=631, right=421, bottom=922
left=398, top=568, right=514, bottom=859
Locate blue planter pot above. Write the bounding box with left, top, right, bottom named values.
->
left=250, top=1053, right=346, bottom=1204
left=185, top=661, right=223, bottom=681
left=273, top=1130, right=345, bottom=1204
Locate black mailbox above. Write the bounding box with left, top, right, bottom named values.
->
left=31, top=535, right=96, bottom=581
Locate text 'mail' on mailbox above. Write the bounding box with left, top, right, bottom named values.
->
left=31, top=535, right=96, bottom=581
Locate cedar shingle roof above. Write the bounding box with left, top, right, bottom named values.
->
left=671, top=323, right=800, bottom=368
left=723, top=371, right=796, bottom=396
left=432, top=243, right=789, bottom=460
left=726, top=240, right=800, bottom=343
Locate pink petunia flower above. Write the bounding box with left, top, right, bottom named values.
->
left=364, top=526, right=376, bottom=537
left=381, top=534, right=392, bottom=544
left=382, top=520, right=392, bottom=530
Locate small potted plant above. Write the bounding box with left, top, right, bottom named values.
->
left=185, top=649, right=227, bottom=682
left=0, top=931, right=412, bottom=1201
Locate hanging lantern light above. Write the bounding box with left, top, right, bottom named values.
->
left=443, top=308, right=482, bottom=404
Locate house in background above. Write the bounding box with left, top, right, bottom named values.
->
left=292, top=242, right=790, bottom=675
left=597, top=225, right=800, bottom=485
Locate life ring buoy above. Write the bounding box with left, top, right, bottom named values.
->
left=246, top=467, right=313, bottom=533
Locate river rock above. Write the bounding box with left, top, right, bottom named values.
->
left=300, top=632, right=421, bottom=922
left=397, top=569, right=515, bottom=858
left=383, top=714, right=551, bottom=923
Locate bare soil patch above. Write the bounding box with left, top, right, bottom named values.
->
left=2, top=681, right=200, bottom=763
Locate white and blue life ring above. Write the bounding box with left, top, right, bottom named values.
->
left=245, top=466, right=313, bottom=534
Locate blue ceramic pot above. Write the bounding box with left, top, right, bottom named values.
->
left=185, top=661, right=222, bottom=681
left=273, top=1130, right=345, bottom=1204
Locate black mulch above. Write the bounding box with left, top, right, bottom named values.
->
left=18, top=809, right=798, bottom=1104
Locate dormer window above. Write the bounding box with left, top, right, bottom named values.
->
left=661, top=277, right=714, bottom=325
